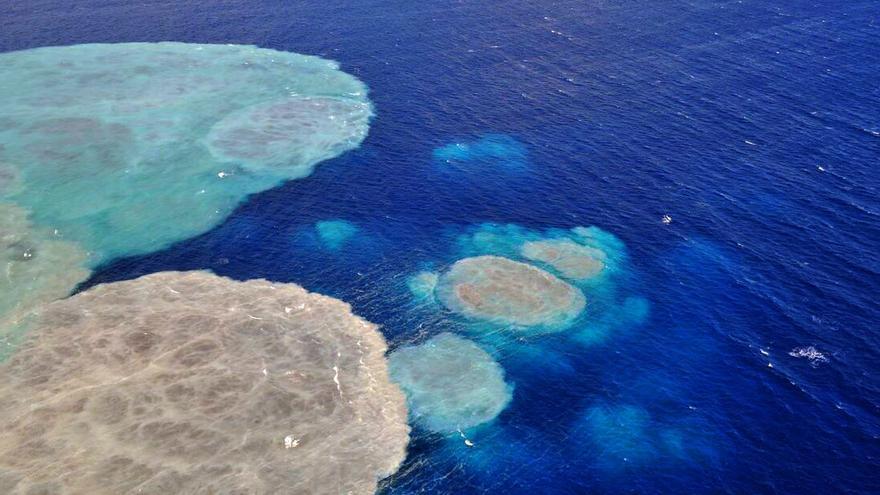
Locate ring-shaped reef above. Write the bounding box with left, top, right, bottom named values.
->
left=0, top=271, right=409, bottom=495
left=388, top=333, right=513, bottom=433
left=0, top=42, right=372, bottom=263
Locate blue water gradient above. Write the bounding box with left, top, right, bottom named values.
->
left=3, top=0, right=879, bottom=493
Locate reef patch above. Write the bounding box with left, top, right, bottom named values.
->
left=389, top=333, right=513, bottom=433
left=0, top=42, right=372, bottom=262
left=435, top=255, right=586, bottom=328
left=521, top=239, right=606, bottom=281
left=0, top=271, right=408, bottom=494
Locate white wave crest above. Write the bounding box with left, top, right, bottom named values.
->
left=788, top=346, right=829, bottom=367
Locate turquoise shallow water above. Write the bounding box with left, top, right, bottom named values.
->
left=0, top=42, right=373, bottom=333
left=2, top=0, right=880, bottom=493
left=0, top=42, right=370, bottom=263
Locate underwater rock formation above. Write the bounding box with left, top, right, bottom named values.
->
left=0, top=271, right=408, bottom=495
left=0, top=42, right=372, bottom=262
left=435, top=255, right=586, bottom=328
left=389, top=333, right=512, bottom=432
left=0, top=203, right=89, bottom=330
left=575, top=295, right=651, bottom=345
left=404, top=224, right=646, bottom=344
left=401, top=224, right=647, bottom=346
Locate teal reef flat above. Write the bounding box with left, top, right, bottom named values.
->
left=0, top=42, right=371, bottom=263
left=0, top=42, right=371, bottom=333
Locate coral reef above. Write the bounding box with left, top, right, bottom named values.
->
left=435, top=255, right=586, bottom=328
left=389, top=333, right=512, bottom=432
left=0, top=271, right=409, bottom=494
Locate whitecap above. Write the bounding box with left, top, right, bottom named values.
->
left=788, top=346, right=829, bottom=366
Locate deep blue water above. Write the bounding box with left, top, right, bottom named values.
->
left=3, top=0, right=880, bottom=493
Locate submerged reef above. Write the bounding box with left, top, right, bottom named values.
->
left=0, top=42, right=372, bottom=339
left=435, top=255, right=586, bottom=328
left=433, top=134, right=526, bottom=166
left=575, top=295, right=651, bottom=345
left=0, top=42, right=371, bottom=262
left=389, top=333, right=512, bottom=433
left=0, top=203, right=89, bottom=328
left=315, top=219, right=359, bottom=250
left=581, top=404, right=657, bottom=466
left=0, top=271, right=408, bottom=495
left=577, top=403, right=718, bottom=471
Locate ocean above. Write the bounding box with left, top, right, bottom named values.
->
left=1, top=0, right=879, bottom=493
